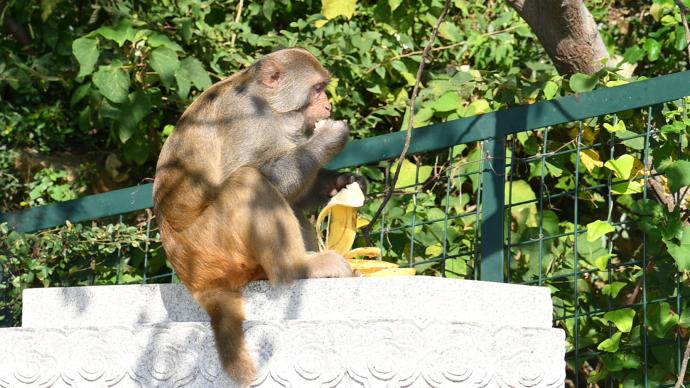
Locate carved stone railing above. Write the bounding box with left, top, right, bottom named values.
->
left=0, top=277, right=565, bottom=387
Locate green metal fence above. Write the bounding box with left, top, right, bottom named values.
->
left=2, top=70, right=690, bottom=386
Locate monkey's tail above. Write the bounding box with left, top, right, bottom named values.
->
left=195, top=288, right=256, bottom=386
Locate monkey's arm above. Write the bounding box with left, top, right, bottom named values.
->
left=261, top=120, right=349, bottom=202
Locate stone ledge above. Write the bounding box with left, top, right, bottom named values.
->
left=22, top=277, right=554, bottom=328
left=0, top=320, right=565, bottom=388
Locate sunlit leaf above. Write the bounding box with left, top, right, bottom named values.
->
left=604, top=154, right=636, bottom=179
left=570, top=73, right=598, bottom=93
left=604, top=308, right=635, bottom=333
left=581, top=149, right=604, bottom=172
left=602, top=282, right=627, bottom=298
left=587, top=220, right=615, bottom=242
left=598, top=332, right=622, bottom=353
left=431, top=92, right=461, bottom=112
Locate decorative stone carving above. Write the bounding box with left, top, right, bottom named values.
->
left=0, top=320, right=565, bottom=388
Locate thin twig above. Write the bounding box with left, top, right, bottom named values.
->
left=676, top=0, right=690, bottom=64
left=364, top=25, right=524, bottom=75
left=676, top=337, right=690, bottom=388
left=362, top=0, right=453, bottom=244
left=230, top=0, right=244, bottom=48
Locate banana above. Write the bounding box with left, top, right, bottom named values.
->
left=316, top=182, right=415, bottom=277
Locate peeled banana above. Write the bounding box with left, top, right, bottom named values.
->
left=315, top=182, right=415, bottom=277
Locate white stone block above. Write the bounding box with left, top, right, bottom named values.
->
left=22, top=277, right=554, bottom=328
left=3, top=277, right=566, bottom=387
left=0, top=320, right=565, bottom=387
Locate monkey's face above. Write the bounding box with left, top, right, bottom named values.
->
left=256, top=49, right=333, bottom=130
left=301, top=79, right=331, bottom=129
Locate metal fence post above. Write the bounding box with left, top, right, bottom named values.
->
left=480, top=137, right=506, bottom=282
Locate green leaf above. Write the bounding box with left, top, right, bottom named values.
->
left=150, top=47, right=180, bottom=88
left=602, top=353, right=642, bottom=372
left=611, top=181, right=643, bottom=195
left=603, top=121, right=626, bottom=133
left=569, top=73, right=598, bottom=93
left=602, top=282, right=626, bottom=298
left=444, top=257, right=467, bottom=278
left=96, top=22, right=135, bottom=47
left=174, top=67, right=191, bottom=99
left=594, top=253, right=615, bottom=271
left=123, top=137, right=149, bottom=165
left=660, top=122, right=687, bottom=134
left=70, top=84, right=91, bottom=106
left=162, top=124, right=175, bottom=137
left=650, top=3, right=666, bottom=21
left=680, top=309, right=690, bottom=328
left=660, top=160, right=690, bottom=193
left=394, top=159, right=432, bottom=190
left=180, top=57, right=212, bottom=90
left=604, top=154, right=636, bottom=179
left=425, top=243, right=443, bottom=257
left=604, top=308, right=635, bottom=333
left=465, top=99, right=490, bottom=115
left=118, top=91, right=152, bottom=142
left=412, top=107, right=434, bottom=127
left=263, top=0, right=275, bottom=20
left=666, top=225, right=690, bottom=270
left=543, top=80, right=559, bottom=99
left=388, top=0, right=403, bottom=11
left=598, top=332, right=622, bottom=353
left=587, top=220, right=615, bottom=242
left=92, top=65, right=130, bottom=103
left=648, top=302, right=679, bottom=338
left=147, top=33, right=184, bottom=52
left=506, top=180, right=537, bottom=227
left=72, top=37, right=99, bottom=78
left=40, top=0, right=62, bottom=21
left=644, top=38, right=662, bottom=61
left=438, top=22, right=463, bottom=42
left=431, top=92, right=461, bottom=112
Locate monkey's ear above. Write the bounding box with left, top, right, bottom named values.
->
left=259, top=58, right=284, bottom=88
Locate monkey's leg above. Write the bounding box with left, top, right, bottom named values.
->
left=226, top=167, right=355, bottom=283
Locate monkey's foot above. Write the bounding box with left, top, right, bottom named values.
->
left=304, top=251, right=356, bottom=278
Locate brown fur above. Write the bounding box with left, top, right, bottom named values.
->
left=153, top=48, right=356, bottom=386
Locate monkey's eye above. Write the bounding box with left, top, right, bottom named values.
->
left=314, top=82, right=327, bottom=93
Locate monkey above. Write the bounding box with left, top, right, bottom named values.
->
left=152, top=48, right=365, bottom=386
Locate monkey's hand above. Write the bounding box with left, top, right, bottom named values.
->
left=314, top=119, right=348, bottom=135
left=330, top=173, right=368, bottom=196
left=313, top=119, right=349, bottom=153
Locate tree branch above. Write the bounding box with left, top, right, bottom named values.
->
left=362, top=0, right=453, bottom=244
left=0, top=2, right=32, bottom=47
left=505, top=0, right=608, bottom=75
left=676, top=337, right=690, bottom=388
left=230, top=0, right=244, bottom=48
left=675, top=0, right=690, bottom=64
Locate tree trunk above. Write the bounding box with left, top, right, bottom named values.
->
left=506, top=0, right=608, bottom=75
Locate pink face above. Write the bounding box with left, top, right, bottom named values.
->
left=303, top=81, right=331, bottom=128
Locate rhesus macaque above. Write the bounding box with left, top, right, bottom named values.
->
left=153, top=48, right=365, bottom=385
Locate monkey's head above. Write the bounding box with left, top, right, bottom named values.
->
left=255, top=48, right=332, bottom=129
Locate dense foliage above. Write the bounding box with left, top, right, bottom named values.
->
left=1, top=0, right=690, bottom=386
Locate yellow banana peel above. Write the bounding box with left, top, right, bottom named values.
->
left=316, top=182, right=415, bottom=277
